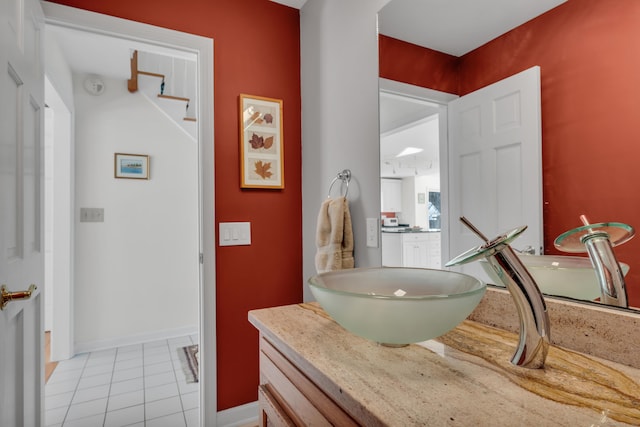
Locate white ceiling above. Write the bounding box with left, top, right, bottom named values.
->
left=273, top=0, right=566, bottom=57
left=47, top=25, right=131, bottom=79
left=379, top=92, right=441, bottom=178
left=378, top=0, right=566, bottom=56
left=46, top=24, right=197, bottom=81
left=380, top=112, right=441, bottom=179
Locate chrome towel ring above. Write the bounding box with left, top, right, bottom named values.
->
left=327, top=169, right=351, bottom=198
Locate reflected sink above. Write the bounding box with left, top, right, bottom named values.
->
left=480, top=255, right=630, bottom=301
left=308, top=267, right=486, bottom=346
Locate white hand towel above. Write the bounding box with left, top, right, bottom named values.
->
left=315, top=196, right=354, bottom=273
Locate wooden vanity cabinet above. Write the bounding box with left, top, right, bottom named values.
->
left=257, top=335, right=359, bottom=427
left=258, top=385, right=294, bottom=427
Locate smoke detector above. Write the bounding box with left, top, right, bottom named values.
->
left=83, top=74, right=105, bottom=96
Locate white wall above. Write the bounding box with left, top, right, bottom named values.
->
left=300, top=0, right=390, bottom=301
left=44, top=33, right=76, bottom=361
left=73, top=75, right=199, bottom=349
left=401, top=175, right=440, bottom=229
left=44, top=34, right=75, bottom=108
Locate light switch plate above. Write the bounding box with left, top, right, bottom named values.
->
left=366, top=217, right=379, bottom=248
left=80, top=207, right=104, bottom=223
left=219, top=222, right=251, bottom=246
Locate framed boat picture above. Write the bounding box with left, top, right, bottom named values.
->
left=114, top=153, right=149, bottom=180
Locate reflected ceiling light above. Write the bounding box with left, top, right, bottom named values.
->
left=396, top=147, right=423, bottom=158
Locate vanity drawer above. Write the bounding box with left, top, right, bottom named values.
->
left=258, top=384, right=295, bottom=427
left=259, top=336, right=358, bottom=427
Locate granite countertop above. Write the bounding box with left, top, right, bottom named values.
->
left=249, top=303, right=640, bottom=426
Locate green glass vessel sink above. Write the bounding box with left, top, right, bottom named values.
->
left=308, top=267, right=486, bottom=346
left=480, top=254, right=630, bottom=301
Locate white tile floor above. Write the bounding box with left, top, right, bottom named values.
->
left=45, top=335, right=199, bottom=427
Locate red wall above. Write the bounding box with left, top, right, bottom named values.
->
left=48, top=0, right=302, bottom=410
left=380, top=0, right=640, bottom=307
left=379, top=35, right=459, bottom=94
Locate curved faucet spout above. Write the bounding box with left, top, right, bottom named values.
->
left=487, top=247, right=549, bottom=368
left=446, top=221, right=550, bottom=369
left=582, top=233, right=628, bottom=307
left=554, top=217, right=634, bottom=308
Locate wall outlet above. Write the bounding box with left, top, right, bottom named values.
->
left=80, top=207, right=104, bottom=223
left=366, top=218, right=379, bottom=248
left=219, top=222, right=251, bottom=246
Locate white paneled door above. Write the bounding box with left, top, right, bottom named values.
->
left=0, top=0, right=46, bottom=425
left=447, top=66, right=543, bottom=283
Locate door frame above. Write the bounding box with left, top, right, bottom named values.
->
left=379, top=78, right=457, bottom=264
left=42, top=2, right=216, bottom=424
left=44, top=76, right=74, bottom=362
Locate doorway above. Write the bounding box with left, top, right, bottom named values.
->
left=379, top=78, right=456, bottom=268
left=42, top=2, right=215, bottom=424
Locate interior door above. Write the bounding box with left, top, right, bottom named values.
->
left=0, top=0, right=45, bottom=425
left=447, top=66, right=543, bottom=283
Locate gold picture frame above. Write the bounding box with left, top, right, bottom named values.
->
left=239, top=94, right=284, bottom=189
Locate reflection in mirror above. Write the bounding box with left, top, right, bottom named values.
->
left=379, top=83, right=450, bottom=271
left=378, top=0, right=640, bottom=310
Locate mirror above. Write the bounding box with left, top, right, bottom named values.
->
left=378, top=0, right=640, bottom=310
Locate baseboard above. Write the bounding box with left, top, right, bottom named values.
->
left=217, top=401, right=259, bottom=427
left=74, top=326, right=198, bottom=354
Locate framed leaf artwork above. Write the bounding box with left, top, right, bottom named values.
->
left=239, top=94, right=284, bottom=189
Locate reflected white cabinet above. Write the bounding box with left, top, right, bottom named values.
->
left=426, top=233, right=441, bottom=268
left=381, top=179, right=402, bottom=212
left=403, top=235, right=429, bottom=268
left=381, top=233, right=403, bottom=267
left=382, top=232, right=441, bottom=268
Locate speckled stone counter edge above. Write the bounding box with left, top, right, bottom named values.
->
left=470, top=287, right=640, bottom=369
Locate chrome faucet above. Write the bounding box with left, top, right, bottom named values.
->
left=446, top=217, right=550, bottom=369
left=555, top=215, right=634, bottom=308
left=514, top=245, right=536, bottom=255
